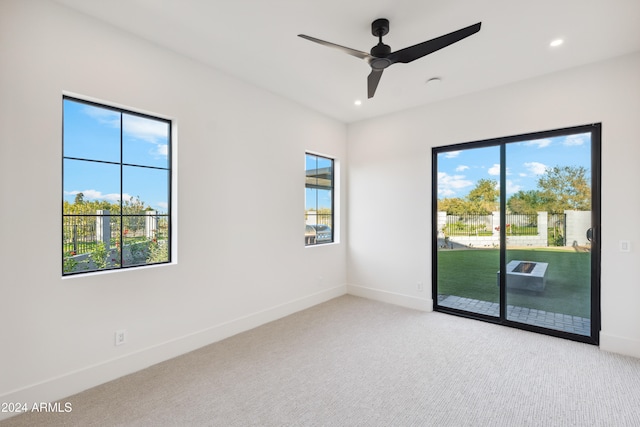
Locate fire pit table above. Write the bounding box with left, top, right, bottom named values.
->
left=497, top=260, right=548, bottom=292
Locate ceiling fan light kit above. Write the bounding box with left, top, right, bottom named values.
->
left=299, top=19, right=481, bottom=99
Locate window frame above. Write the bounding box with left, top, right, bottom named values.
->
left=62, top=95, right=172, bottom=276
left=305, top=152, right=335, bottom=246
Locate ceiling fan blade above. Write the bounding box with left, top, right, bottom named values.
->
left=367, top=69, right=384, bottom=98
left=387, top=22, right=481, bottom=64
left=298, top=34, right=372, bottom=61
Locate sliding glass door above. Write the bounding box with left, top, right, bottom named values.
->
left=433, top=124, right=600, bottom=344
left=436, top=145, right=500, bottom=318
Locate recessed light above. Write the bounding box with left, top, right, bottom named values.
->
left=354, top=100, right=362, bottom=106
left=550, top=39, right=564, bottom=47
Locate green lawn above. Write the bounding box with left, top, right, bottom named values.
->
left=437, top=248, right=591, bottom=317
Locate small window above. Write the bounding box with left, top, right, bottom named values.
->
left=305, top=153, right=334, bottom=245
left=62, top=97, right=171, bottom=275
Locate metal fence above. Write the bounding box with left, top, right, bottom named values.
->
left=548, top=213, right=565, bottom=246
left=442, top=212, right=567, bottom=245
left=62, top=216, right=97, bottom=254
left=63, top=214, right=169, bottom=255
left=443, top=214, right=493, bottom=236
left=504, top=214, right=537, bottom=236
left=444, top=213, right=539, bottom=236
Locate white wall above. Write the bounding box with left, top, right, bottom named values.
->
left=0, top=0, right=347, bottom=413
left=347, top=52, right=640, bottom=357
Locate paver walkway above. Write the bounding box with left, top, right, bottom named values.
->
left=438, top=295, right=591, bottom=336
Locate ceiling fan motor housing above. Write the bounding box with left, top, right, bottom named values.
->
left=371, top=18, right=390, bottom=37
left=370, top=42, right=391, bottom=58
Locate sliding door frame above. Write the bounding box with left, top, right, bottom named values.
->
left=432, top=124, right=601, bottom=345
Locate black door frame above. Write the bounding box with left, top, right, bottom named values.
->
left=432, top=124, right=601, bottom=345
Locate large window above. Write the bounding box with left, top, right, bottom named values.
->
left=305, top=153, right=334, bottom=245
left=62, top=97, right=171, bottom=275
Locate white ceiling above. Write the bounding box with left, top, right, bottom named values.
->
left=53, top=0, right=640, bottom=123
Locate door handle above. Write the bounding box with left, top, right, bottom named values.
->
left=586, top=227, right=594, bottom=242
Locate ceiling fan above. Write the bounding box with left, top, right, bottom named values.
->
left=298, top=19, right=481, bottom=99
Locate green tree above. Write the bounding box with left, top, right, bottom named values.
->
left=507, top=190, right=545, bottom=214
left=466, top=179, right=499, bottom=214
left=537, top=165, right=591, bottom=213
left=438, top=179, right=499, bottom=214
left=121, top=195, right=151, bottom=215
left=437, top=197, right=468, bottom=215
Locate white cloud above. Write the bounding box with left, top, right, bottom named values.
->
left=123, top=115, right=169, bottom=145
left=506, top=180, right=522, bottom=195
left=437, top=172, right=473, bottom=196
left=524, top=161, right=547, bottom=175
left=152, top=144, right=168, bottom=157
left=563, top=133, right=587, bottom=146
left=455, top=165, right=469, bottom=172
left=488, top=164, right=501, bottom=176
left=65, top=189, right=133, bottom=203
left=82, top=105, right=119, bottom=127
left=524, top=138, right=552, bottom=148
left=444, top=151, right=461, bottom=159
left=82, top=106, right=169, bottom=158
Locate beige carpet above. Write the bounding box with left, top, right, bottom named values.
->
left=3, top=295, right=640, bottom=426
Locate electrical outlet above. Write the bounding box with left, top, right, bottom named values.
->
left=115, top=330, right=127, bottom=346
left=417, top=281, right=424, bottom=291
left=620, top=240, right=631, bottom=252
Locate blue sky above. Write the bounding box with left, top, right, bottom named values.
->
left=437, top=133, right=591, bottom=199
left=63, top=99, right=170, bottom=213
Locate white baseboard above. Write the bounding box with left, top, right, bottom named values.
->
left=347, top=284, right=432, bottom=312
left=0, top=285, right=348, bottom=421
left=600, top=332, right=640, bottom=359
